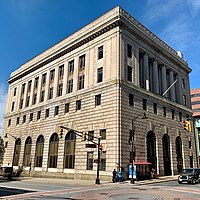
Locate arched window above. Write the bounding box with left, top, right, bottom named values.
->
left=23, top=137, right=32, bottom=167
left=48, top=133, right=58, bottom=168
left=35, top=135, right=44, bottom=167
left=64, top=131, right=76, bottom=169
left=176, top=136, right=183, bottom=173
left=13, top=138, right=21, bottom=166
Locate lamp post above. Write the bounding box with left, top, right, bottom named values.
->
left=95, top=137, right=101, bottom=185
left=130, top=112, right=147, bottom=184
left=5, top=133, right=17, bottom=180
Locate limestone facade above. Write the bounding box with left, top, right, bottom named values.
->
left=2, top=6, right=195, bottom=181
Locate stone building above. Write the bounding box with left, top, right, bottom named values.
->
left=2, top=6, right=195, bottom=181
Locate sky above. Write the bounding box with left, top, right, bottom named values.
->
left=0, top=0, right=200, bottom=135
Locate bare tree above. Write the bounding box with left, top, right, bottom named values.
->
left=0, top=136, right=5, bottom=166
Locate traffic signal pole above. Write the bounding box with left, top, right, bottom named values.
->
left=96, top=137, right=100, bottom=184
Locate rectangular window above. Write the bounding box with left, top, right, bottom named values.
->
left=76, top=100, right=81, bottom=111
left=58, top=83, right=63, bottom=96
left=189, top=140, right=192, bottom=149
left=100, top=151, right=106, bottom=171
left=34, top=77, right=39, bottom=89
left=49, top=87, right=53, bottom=99
left=45, top=109, right=49, bottom=118
left=95, top=94, right=101, bottom=106
left=21, top=83, right=26, bottom=94
left=50, top=69, right=55, bottom=81
left=19, top=99, right=23, bottom=109
left=68, top=60, right=74, bottom=73
left=98, top=46, right=103, bottom=59
left=127, top=66, right=132, bottom=82
left=23, top=115, right=26, bottom=124
left=129, top=93, right=134, bottom=106
left=42, top=73, right=46, bottom=85
left=78, top=75, right=85, bottom=90
left=171, top=109, right=175, bottom=119
left=153, top=103, right=157, bottom=114
left=88, top=131, right=94, bottom=141
left=40, top=90, right=45, bottom=102
left=127, top=44, right=132, bottom=58
left=143, top=99, right=147, bottom=111
left=65, top=103, right=69, bottom=113
left=68, top=79, right=73, bottom=93
left=26, top=96, right=30, bottom=107
left=16, top=117, right=20, bottom=125
left=8, top=119, right=11, bottom=127
left=33, top=93, right=37, bottom=105
left=79, top=54, right=85, bottom=69
left=97, top=67, right=103, bottom=83
left=28, top=80, right=32, bottom=91
left=14, top=88, right=17, bottom=96
left=179, top=112, right=182, bottom=122
left=54, top=106, right=59, bottom=116
left=183, top=95, right=187, bottom=106
left=11, top=102, right=15, bottom=112
left=86, top=152, right=93, bottom=170
left=163, top=106, right=166, bottom=117
left=100, top=129, right=106, bottom=140
left=59, top=65, right=64, bottom=78
left=29, top=113, right=33, bottom=122
left=37, top=111, right=41, bottom=120
left=182, top=79, right=186, bottom=89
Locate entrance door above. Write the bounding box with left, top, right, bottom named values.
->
left=162, top=134, right=172, bottom=176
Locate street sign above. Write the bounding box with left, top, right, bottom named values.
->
left=86, top=144, right=97, bottom=148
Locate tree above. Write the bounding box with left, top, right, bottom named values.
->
left=0, top=136, right=5, bottom=166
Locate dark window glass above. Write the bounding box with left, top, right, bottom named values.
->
left=13, top=139, right=21, bottom=166
left=179, top=112, right=182, bottom=122
left=183, top=95, right=187, bottom=106
left=34, top=77, right=39, bottom=89
left=29, top=113, right=33, bottom=122
left=11, top=102, right=15, bottom=111
left=26, top=96, right=30, bottom=107
left=40, top=90, right=45, bottom=102
left=127, top=66, right=132, bottom=82
left=153, top=103, right=157, bottom=114
left=21, top=83, right=26, bottom=94
left=23, top=115, right=26, bottom=124
left=76, top=100, right=81, bottom=111
left=16, top=117, right=20, bottom=125
left=48, top=133, right=58, bottom=168
left=35, top=135, right=44, bottom=167
left=14, top=88, right=17, bottom=96
left=127, top=44, right=132, bottom=58
left=37, top=111, right=41, bottom=120
left=33, top=93, right=37, bottom=105
left=59, top=65, right=64, bottom=78
left=50, top=69, right=55, bottom=81
left=189, top=140, right=192, bottom=149
left=78, top=75, right=85, bottom=90
left=129, top=93, right=134, bottom=106
left=54, top=106, right=59, bottom=116
left=98, top=46, right=103, bottom=59
left=45, top=109, right=49, bottom=118
left=8, top=119, right=11, bottom=127
left=68, top=79, right=73, bottom=93
left=68, top=60, right=74, bottom=73
left=97, top=67, right=103, bottom=83
left=88, top=131, right=94, bottom=141
left=49, top=87, right=53, bottom=99
left=95, top=94, right=101, bottom=106
left=182, top=79, right=186, bottom=89
left=163, top=106, right=166, bottom=117
left=58, top=83, right=63, bottom=96
left=20, top=99, right=23, bottom=109
left=79, top=54, right=85, bottom=69
left=28, top=80, right=32, bottom=91
left=65, top=103, right=69, bottom=113
left=171, top=109, right=174, bottom=119
left=23, top=137, right=32, bottom=167
left=100, top=129, right=106, bottom=140
left=87, top=152, right=93, bottom=170
left=42, top=73, right=46, bottom=85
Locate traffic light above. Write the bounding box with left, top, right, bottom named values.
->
left=183, top=121, right=189, bottom=131
left=58, top=128, right=63, bottom=139
left=82, top=132, right=86, bottom=141
left=188, top=121, right=192, bottom=132
left=99, top=144, right=103, bottom=154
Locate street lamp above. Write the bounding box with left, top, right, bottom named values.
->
left=5, top=133, right=17, bottom=180
left=130, top=112, right=147, bottom=184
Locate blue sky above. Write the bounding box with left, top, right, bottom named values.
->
left=0, top=0, right=200, bottom=135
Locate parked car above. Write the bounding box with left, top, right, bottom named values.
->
left=178, top=168, right=200, bottom=184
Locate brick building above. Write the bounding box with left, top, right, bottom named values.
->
left=2, top=6, right=195, bottom=181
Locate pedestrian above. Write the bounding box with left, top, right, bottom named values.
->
left=151, top=168, right=155, bottom=179
left=117, top=169, right=123, bottom=182
left=112, top=169, right=117, bottom=182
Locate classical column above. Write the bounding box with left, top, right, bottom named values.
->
left=161, top=65, right=167, bottom=97
left=153, top=60, right=159, bottom=94
left=143, top=53, right=149, bottom=90
left=169, top=71, right=176, bottom=101
left=44, top=70, right=50, bottom=102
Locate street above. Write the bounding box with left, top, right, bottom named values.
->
left=0, top=178, right=200, bottom=199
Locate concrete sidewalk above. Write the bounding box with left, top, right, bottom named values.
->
left=17, top=175, right=178, bottom=186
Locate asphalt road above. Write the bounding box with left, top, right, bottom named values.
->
left=1, top=179, right=200, bottom=199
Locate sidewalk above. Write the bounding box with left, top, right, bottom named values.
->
left=18, top=175, right=178, bottom=186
